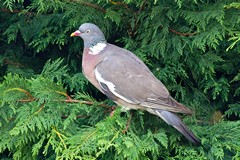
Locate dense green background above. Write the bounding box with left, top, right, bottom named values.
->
left=0, top=0, right=240, bottom=159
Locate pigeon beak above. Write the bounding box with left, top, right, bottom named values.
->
left=70, top=30, right=81, bottom=37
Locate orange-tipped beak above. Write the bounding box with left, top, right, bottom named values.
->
left=70, top=30, right=81, bottom=37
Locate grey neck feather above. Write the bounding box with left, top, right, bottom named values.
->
left=84, top=36, right=107, bottom=48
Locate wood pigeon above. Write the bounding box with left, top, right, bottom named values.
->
left=71, top=23, right=200, bottom=144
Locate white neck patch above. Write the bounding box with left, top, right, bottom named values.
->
left=89, top=43, right=107, bottom=55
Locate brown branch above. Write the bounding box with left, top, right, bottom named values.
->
left=33, top=102, right=46, bottom=115
left=63, top=99, right=112, bottom=109
left=16, top=90, right=114, bottom=109
left=3, top=59, right=26, bottom=68
left=68, top=0, right=106, bottom=13
left=168, top=28, right=197, bottom=37
left=138, top=0, right=147, bottom=13
left=18, top=98, right=36, bottom=102
left=1, top=8, right=21, bottom=13
left=80, top=1, right=106, bottom=13
left=5, top=88, right=35, bottom=102
left=18, top=95, right=116, bottom=118
left=0, top=8, right=34, bottom=15
left=61, top=115, right=89, bottom=119
left=109, top=0, right=133, bottom=12
left=107, top=0, right=138, bottom=37
left=109, top=106, right=117, bottom=117
left=109, top=0, right=123, bottom=5
left=122, top=111, right=133, bottom=134
left=18, top=97, right=113, bottom=109
left=55, top=91, right=72, bottom=100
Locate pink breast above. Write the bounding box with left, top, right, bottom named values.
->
left=82, top=48, right=103, bottom=92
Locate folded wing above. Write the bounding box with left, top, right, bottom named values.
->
left=95, top=52, right=192, bottom=114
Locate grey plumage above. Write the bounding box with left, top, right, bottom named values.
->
left=71, top=23, right=200, bottom=144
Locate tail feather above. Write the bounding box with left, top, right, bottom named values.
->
left=155, top=109, right=200, bottom=145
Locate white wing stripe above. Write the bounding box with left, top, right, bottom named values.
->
left=95, top=68, right=133, bottom=103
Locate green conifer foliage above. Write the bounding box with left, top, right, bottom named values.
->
left=0, top=0, right=240, bottom=159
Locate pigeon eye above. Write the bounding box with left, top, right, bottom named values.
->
left=86, top=30, right=90, bottom=33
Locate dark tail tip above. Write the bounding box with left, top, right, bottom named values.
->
left=178, top=123, right=201, bottom=145
left=154, top=110, right=200, bottom=145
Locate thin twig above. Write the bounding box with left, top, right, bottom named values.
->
left=0, top=8, right=34, bottom=15
left=33, top=102, right=46, bottom=115
left=109, top=0, right=133, bottom=12
left=122, top=111, right=133, bottom=134
left=69, top=0, right=106, bottom=13
left=168, top=28, right=197, bottom=36
left=61, top=115, right=89, bottom=119
left=81, top=1, right=106, bottom=13
left=63, top=99, right=112, bottom=109
left=138, top=0, right=147, bottom=13
left=12, top=87, right=114, bottom=110
left=52, top=127, right=67, bottom=149
left=17, top=99, right=36, bottom=102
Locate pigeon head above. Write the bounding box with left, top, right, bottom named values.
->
left=71, top=23, right=106, bottom=48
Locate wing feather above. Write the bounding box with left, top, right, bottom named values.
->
left=94, top=46, right=192, bottom=114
